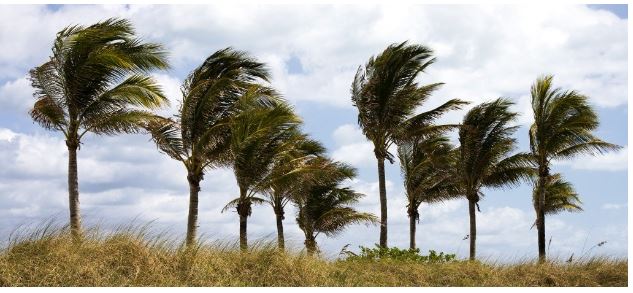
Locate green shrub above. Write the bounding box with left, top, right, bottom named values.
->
left=344, top=244, right=457, bottom=263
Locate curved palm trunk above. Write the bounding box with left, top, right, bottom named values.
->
left=377, top=157, right=388, bottom=248
left=237, top=187, right=250, bottom=251
left=186, top=171, right=202, bottom=247
left=274, top=207, right=285, bottom=250
left=536, top=165, right=549, bottom=262
left=66, top=140, right=81, bottom=239
left=468, top=198, right=477, bottom=261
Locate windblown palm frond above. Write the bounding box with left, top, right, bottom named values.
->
left=528, top=75, right=619, bottom=260
left=456, top=98, right=533, bottom=260
left=292, top=159, right=376, bottom=254
left=28, top=18, right=170, bottom=237
left=141, top=47, right=272, bottom=246
left=533, top=173, right=582, bottom=215
left=351, top=41, right=466, bottom=248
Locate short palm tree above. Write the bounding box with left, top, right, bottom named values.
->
left=397, top=134, right=460, bottom=250
left=351, top=41, right=466, bottom=247
left=222, top=97, right=301, bottom=251
left=456, top=98, right=534, bottom=260
left=292, top=159, right=377, bottom=255
left=531, top=173, right=582, bottom=229
left=258, top=133, right=326, bottom=250
left=144, top=48, right=271, bottom=247
left=529, top=75, right=620, bottom=261
left=29, top=18, right=169, bottom=238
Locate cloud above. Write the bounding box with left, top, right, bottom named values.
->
left=557, top=146, right=628, bottom=171
left=602, top=203, right=626, bottom=210
left=0, top=5, right=626, bottom=258
left=0, top=76, right=32, bottom=113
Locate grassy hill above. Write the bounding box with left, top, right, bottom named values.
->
left=0, top=226, right=626, bottom=287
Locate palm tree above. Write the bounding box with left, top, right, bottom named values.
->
left=530, top=173, right=582, bottom=229
left=529, top=75, right=620, bottom=261
left=144, top=48, right=271, bottom=247
left=397, top=134, right=460, bottom=250
left=456, top=98, right=534, bottom=260
left=222, top=97, right=301, bottom=251
left=292, top=159, right=377, bottom=255
left=351, top=41, right=466, bottom=247
left=29, top=18, right=169, bottom=238
left=258, top=133, right=326, bottom=250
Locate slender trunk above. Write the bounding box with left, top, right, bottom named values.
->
left=66, top=140, right=81, bottom=239
left=275, top=207, right=285, bottom=250
left=468, top=198, right=477, bottom=261
left=377, top=157, right=388, bottom=248
left=537, top=165, right=549, bottom=262
left=409, top=212, right=416, bottom=250
left=239, top=211, right=247, bottom=251
left=305, top=235, right=317, bottom=256
left=237, top=187, right=249, bottom=251
left=185, top=171, right=202, bottom=247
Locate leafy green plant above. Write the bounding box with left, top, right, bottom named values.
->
left=344, top=245, right=457, bottom=263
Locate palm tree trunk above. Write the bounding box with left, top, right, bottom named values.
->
left=274, top=207, right=285, bottom=250
left=468, top=198, right=477, bottom=261
left=66, top=140, right=81, bottom=239
left=537, top=166, right=549, bottom=262
left=237, top=187, right=249, bottom=251
left=377, top=157, right=388, bottom=248
left=305, top=235, right=317, bottom=256
left=409, top=210, right=416, bottom=250
left=185, top=171, right=202, bottom=247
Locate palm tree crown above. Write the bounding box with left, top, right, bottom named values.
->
left=457, top=98, right=534, bottom=260
left=292, top=158, right=377, bottom=255
left=398, top=134, right=460, bottom=249
left=351, top=41, right=466, bottom=247
left=29, top=18, right=170, bottom=237
left=145, top=48, right=272, bottom=246
left=529, top=74, right=620, bottom=261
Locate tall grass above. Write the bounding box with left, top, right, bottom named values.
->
left=0, top=223, right=626, bottom=287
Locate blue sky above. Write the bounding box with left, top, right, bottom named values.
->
left=0, top=4, right=627, bottom=260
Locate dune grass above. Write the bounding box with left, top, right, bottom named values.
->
left=0, top=223, right=627, bottom=287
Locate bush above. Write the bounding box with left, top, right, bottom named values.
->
left=343, top=244, right=457, bottom=263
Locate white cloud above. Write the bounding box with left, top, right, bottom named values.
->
left=602, top=203, right=626, bottom=210
left=0, top=76, right=32, bottom=113
left=0, top=5, right=626, bottom=258
left=558, top=146, right=628, bottom=171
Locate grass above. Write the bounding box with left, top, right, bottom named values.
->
left=0, top=223, right=627, bottom=287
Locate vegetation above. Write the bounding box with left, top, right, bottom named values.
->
left=397, top=134, right=459, bottom=249
left=28, top=18, right=170, bottom=238
left=455, top=98, right=534, bottom=260
left=344, top=245, right=457, bottom=263
left=528, top=75, right=621, bottom=261
left=222, top=93, right=301, bottom=250
left=20, top=18, right=624, bottom=284
left=258, top=132, right=326, bottom=250
left=0, top=227, right=626, bottom=287
left=144, top=49, right=272, bottom=247
left=351, top=41, right=466, bottom=248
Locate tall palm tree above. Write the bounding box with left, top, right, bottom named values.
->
left=456, top=98, right=534, bottom=260
left=397, top=134, right=460, bottom=250
left=29, top=18, right=169, bottom=238
left=223, top=97, right=301, bottom=251
left=529, top=75, right=620, bottom=261
left=258, top=133, right=326, bottom=250
left=530, top=173, right=582, bottom=229
left=351, top=41, right=466, bottom=247
left=144, top=48, right=271, bottom=247
left=292, top=159, right=377, bottom=255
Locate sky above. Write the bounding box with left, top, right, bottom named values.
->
left=0, top=4, right=627, bottom=261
